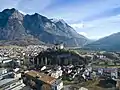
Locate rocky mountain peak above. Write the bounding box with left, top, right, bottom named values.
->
left=2, top=8, right=16, bottom=14
left=2, top=8, right=24, bottom=21
left=0, top=8, right=90, bottom=46
left=51, top=18, right=66, bottom=25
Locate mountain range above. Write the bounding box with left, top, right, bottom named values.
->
left=0, top=8, right=90, bottom=46
left=85, top=32, right=120, bottom=51
left=1, top=8, right=120, bottom=51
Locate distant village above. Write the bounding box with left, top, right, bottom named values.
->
left=0, top=44, right=120, bottom=90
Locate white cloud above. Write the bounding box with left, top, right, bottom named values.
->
left=71, top=23, right=84, bottom=29
left=71, top=23, right=94, bottom=30
left=42, top=0, right=120, bottom=22
left=78, top=32, right=88, bottom=37
left=70, top=14, right=120, bottom=40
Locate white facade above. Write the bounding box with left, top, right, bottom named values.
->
left=52, top=79, right=63, bottom=90
left=51, top=70, right=63, bottom=78
left=41, top=66, right=47, bottom=71
left=16, top=60, right=21, bottom=66
left=0, top=68, right=7, bottom=75
left=54, top=44, right=64, bottom=50
left=0, top=57, right=9, bottom=63
left=2, top=79, right=25, bottom=90
left=14, top=73, right=21, bottom=78
left=2, top=59, right=12, bottom=64
left=79, top=87, right=88, bottom=90
left=56, top=81, right=63, bottom=90
left=59, top=44, right=64, bottom=49
left=13, top=68, right=20, bottom=72
left=111, top=69, right=118, bottom=79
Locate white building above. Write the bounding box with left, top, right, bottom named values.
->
left=52, top=79, right=63, bottom=90
left=25, top=70, right=63, bottom=90
left=0, top=68, right=7, bottom=75
left=0, top=78, right=25, bottom=90
left=41, top=66, right=47, bottom=71
left=2, top=59, right=12, bottom=64
left=0, top=57, right=9, bottom=63
left=16, top=60, right=21, bottom=66
left=54, top=43, right=64, bottom=50
left=13, top=68, right=20, bottom=72
left=51, top=70, right=63, bottom=78
left=79, top=87, right=88, bottom=90
left=111, top=69, right=118, bottom=79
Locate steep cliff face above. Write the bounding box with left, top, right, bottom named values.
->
left=0, top=8, right=42, bottom=45
left=0, top=8, right=89, bottom=46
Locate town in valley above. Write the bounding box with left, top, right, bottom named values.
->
left=0, top=44, right=120, bottom=90
left=0, top=0, right=120, bottom=90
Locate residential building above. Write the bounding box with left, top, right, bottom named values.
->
left=24, top=70, right=63, bottom=90
left=51, top=70, right=63, bottom=78
left=54, top=43, right=64, bottom=50
left=1, top=59, right=12, bottom=64
left=0, top=78, right=25, bottom=90
left=0, top=68, right=25, bottom=90
left=0, top=68, right=7, bottom=75
left=79, top=87, right=88, bottom=90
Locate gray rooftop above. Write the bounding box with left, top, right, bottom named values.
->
left=0, top=78, right=19, bottom=88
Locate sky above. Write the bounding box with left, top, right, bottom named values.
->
left=0, top=0, right=120, bottom=40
